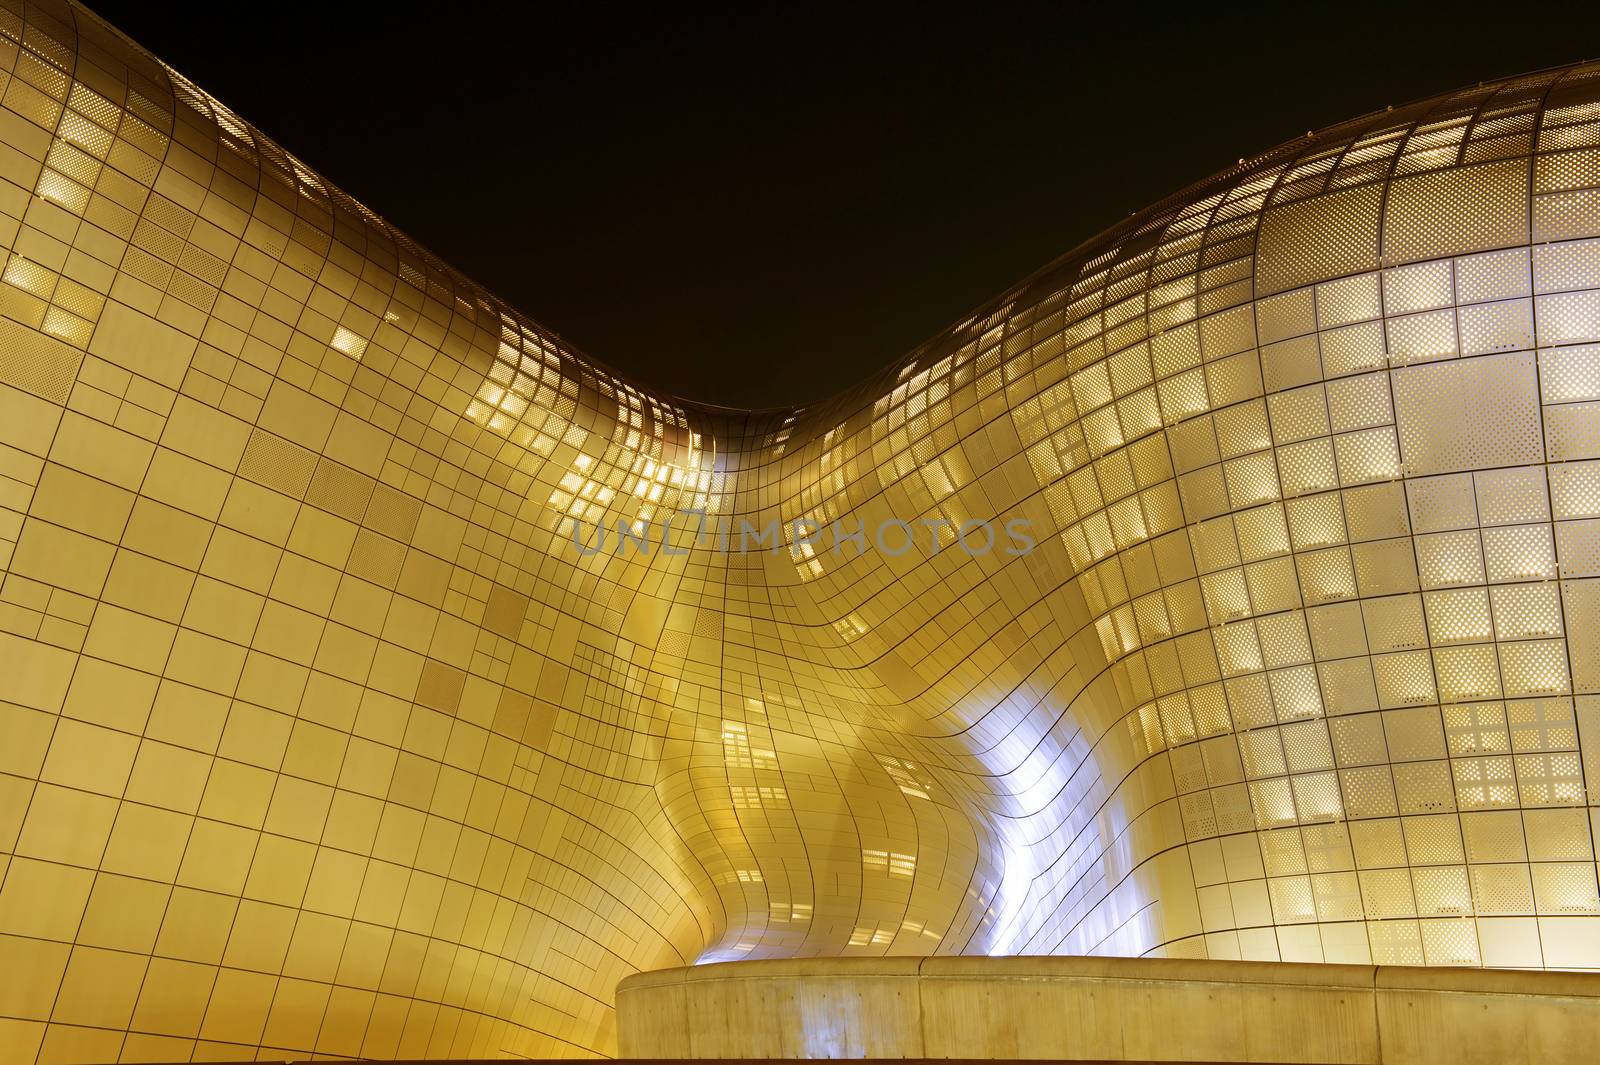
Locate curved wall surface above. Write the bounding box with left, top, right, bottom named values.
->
left=2, top=0, right=1600, bottom=1060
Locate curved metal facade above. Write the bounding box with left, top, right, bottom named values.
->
left=2, top=1, right=1600, bottom=1059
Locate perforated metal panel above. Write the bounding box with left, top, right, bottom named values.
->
left=4, top=9, right=1600, bottom=1062
left=1385, top=160, right=1532, bottom=264
left=1257, top=185, right=1383, bottom=296
left=1392, top=351, right=1545, bottom=475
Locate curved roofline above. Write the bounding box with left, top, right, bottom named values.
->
left=76, top=0, right=1598, bottom=421
left=603, top=54, right=1600, bottom=419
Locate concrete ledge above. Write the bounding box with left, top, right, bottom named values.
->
left=615, top=956, right=1600, bottom=1063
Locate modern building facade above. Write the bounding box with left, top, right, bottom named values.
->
left=2, top=1, right=1600, bottom=1060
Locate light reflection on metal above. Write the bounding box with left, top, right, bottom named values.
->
left=4, top=5, right=1600, bottom=1058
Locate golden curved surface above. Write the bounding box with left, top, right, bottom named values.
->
left=2, top=1, right=1600, bottom=1060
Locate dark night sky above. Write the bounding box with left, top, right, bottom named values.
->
left=86, top=1, right=1600, bottom=409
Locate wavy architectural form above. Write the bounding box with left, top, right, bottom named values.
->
left=2, top=1, right=1600, bottom=1060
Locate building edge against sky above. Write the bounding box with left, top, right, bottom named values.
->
left=4, top=0, right=1600, bottom=1060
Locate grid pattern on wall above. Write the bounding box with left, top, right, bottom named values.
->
left=2, top=1, right=1600, bottom=1061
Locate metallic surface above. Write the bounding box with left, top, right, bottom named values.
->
left=2, top=0, right=1600, bottom=1060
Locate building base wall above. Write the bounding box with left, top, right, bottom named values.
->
left=615, top=956, right=1600, bottom=1063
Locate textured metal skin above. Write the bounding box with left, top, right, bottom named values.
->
left=2, top=2, right=1600, bottom=1060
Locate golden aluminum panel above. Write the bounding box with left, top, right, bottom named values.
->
left=3, top=3, right=1600, bottom=1062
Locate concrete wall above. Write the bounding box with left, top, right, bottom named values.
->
left=616, top=956, right=1600, bottom=1063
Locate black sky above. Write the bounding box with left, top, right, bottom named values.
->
left=85, top=1, right=1600, bottom=409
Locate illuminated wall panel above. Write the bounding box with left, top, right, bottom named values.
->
left=1, top=2, right=1600, bottom=1061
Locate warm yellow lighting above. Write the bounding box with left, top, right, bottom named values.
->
left=6, top=14, right=1600, bottom=1058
